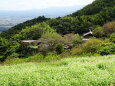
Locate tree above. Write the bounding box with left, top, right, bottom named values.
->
left=39, top=32, right=63, bottom=51
left=63, top=33, right=82, bottom=49
left=93, top=26, right=105, bottom=38
left=0, top=38, right=9, bottom=61
left=12, top=22, right=55, bottom=41
left=103, top=21, right=115, bottom=36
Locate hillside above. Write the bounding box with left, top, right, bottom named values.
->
left=0, top=0, right=115, bottom=39
left=0, top=55, right=115, bottom=86
left=71, top=0, right=115, bottom=16
left=0, top=0, right=115, bottom=62
left=0, top=16, right=49, bottom=39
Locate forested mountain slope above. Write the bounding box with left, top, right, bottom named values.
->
left=0, top=16, right=49, bottom=39
left=0, top=0, right=115, bottom=38
left=71, top=0, right=115, bottom=16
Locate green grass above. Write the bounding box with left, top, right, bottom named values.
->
left=0, top=55, right=115, bottom=86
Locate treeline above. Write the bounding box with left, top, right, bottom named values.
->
left=48, top=6, right=115, bottom=35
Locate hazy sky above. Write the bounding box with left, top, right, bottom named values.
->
left=0, top=0, right=94, bottom=11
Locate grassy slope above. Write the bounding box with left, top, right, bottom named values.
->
left=0, top=55, right=115, bottom=86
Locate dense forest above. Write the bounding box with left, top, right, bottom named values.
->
left=0, top=0, right=115, bottom=62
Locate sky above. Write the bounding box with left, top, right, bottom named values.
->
left=0, top=0, right=95, bottom=11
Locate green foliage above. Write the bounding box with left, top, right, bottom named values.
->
left=110, top=33, right=115, bottom=43
left=0, top=38, right=9, bottom=61
left=12, top=22, right=55, bottom=41
left=98, top=43, right=115, bottom=55
left=103, top=21, right=115, bottom=36
left=56, top=44, right=64, bottom=54
left=0, top=55, right=115, bottom=86
left=71, top=0, right=115, bottom=16
left=39, top=32, right=63, bottom=51
left=93, top=26, right=105, bottom=38
left=27, top=54, right=44, bottom=62
left=0, top=0, right=115, bottom=37
left=5, top=41, right=20, bottom=58
left=44, top=54, right=60, bottom=61
left=0, top=38, right=9, bottom=55
left=7, top=53, right=20, bottom=59
left=71, top=38, right=103, bottom=56
left=3, top=54, right=44, bottom=64
left=82, top=38, right=103, bottom=53
left=0, top=16, right=49, bottom=39
left=0, top=41, right=21, bottom=61
left=71, top=46, right=84, bottom=56
left=48, top=16, right=94, bottom=34
left=48, top=5, right=115, bottom=35
left=0, top=0, right=115, bottom=61
left=63, top=33, right=82, bottom=47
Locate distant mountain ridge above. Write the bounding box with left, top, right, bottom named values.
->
left=0, top=5, right=83, bottom=25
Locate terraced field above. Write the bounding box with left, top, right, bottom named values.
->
left=0, top=55, right=115, bottom=86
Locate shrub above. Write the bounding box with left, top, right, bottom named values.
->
left=109, top=33, right=115, bottom=43
left=56, top=44, right=64, bottom=54
left=71, top=38, right=103, bottom=56
left=7, top=53, right=20, bottom=59
left=27, top=54, right=44, bottom=62
left=103, top=21, right=115, bottom=36
left=82, top=38, right=103, bottom=53
left=60, top=50, right=71, bottom=57
left=71, top=47, right=83, bottom=56
left=0, top=38, right=9, bottom=61
left=63, top=33, right=82, bottom=48
left=98, top=43, right=115, bottom=55
left=93, top=26, right=105, bottom=38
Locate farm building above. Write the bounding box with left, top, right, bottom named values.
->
left=21, top=40, right=38, bottom=45
left=83, top=30, right=93, bottom=41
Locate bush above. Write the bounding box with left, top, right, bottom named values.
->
left=0, top=38, right=9, bottom=61
left=27, top=54, right=44, bottom=62
left=110, top=33, right=115, bottom=43
left=60, top=50, right=71, bottom=57
left=7, top=53, right=20, bottom=59
left=63, top=33, right=82, bottom=48
left=93, top=26, right=105, bottom=38
left=71, top=38, right=103, bottom=56
left=98, top=43, right=115, bottom=55
left=56, top=44, right=64, bottom=54
left=82, top=38, right=103, bottom=53
left=71, top=47, right=83, bottom=56
left=103, top=21, right=115, bottom=36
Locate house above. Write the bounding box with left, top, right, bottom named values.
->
left=21, top=40, right=42, bottom=46
left=21, top=40, right=37, bottom=45
left=83, top=30, right=93, bottom=41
